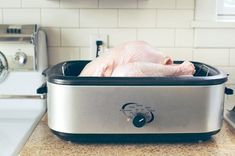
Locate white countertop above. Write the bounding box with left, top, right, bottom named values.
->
left=0, top=99, right=46, bottom=156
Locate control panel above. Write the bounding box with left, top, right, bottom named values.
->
left=121, top=103, right=155, bottom=128
left=0, top=24, right=38, bottom=72
left=0, top=45, right=35, bottom=71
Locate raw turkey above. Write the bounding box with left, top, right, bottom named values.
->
left=79, top=41, right=195, bottom=77
left=112, top=61, right=195, bottom=77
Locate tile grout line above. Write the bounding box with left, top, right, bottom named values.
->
left=192, top=22, right=195, bottom=60
left=59, top=25, right=62, bottom=47
left=193, top=0, right=196, bottom=20
left=1, top=9, right=4, bottom=24
left=51, top=46, right=196, bottom=49
left=117, top=9, right=119, bottom=28
left=155, top=8, right=158, bottom=28
left=40, top=7, right=42, bottom=26
left=173, top=28, right=176, bottom=48
left=78, top=9, right=80, bottom=28
left=136, top=28, right=138, bottom=40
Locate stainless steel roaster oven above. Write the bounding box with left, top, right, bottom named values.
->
left=38, top=60, right=230, bottom=142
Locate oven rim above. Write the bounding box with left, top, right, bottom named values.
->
left=44, top=61, right=228, bottom=86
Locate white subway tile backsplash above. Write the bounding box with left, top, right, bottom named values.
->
left=158, top=48, right=193, bottom=61
left=119, top=9, right=156, bottom=28
left=80, top=9, right=117, bottom=28
left=3, top=9, right=40, bottom=24
left=176, top=0, right=195, bottom=9
left=49, top=47, right=80, bottom=65
left=230, top=49, right=235, bottom=66
left=0, top=0, right=21, bottom=8
left=22, top=0, right=59, bottom=8
left=0, top=0, right=233, bottom=84
left=193, top=49, right=229, bottom=66
left=80, top=47, right=91, bottom=60
left=60, top=0, right=98, bottom=9
left=226, top=85, right=235, bottom=102
left=61, top=28, right=98, bottom=46
left=137, top=29, right=175, bottom=47
left=195, top=29, right=235, bottom=48
left=219, top=67, right=235, bottom=84
left=42, top=28, right=61, bottom=46
left=138, top=0, right=175, bottom=9
left=99, top=29, right=137, bottom=47
left=0, top=10, right=2, bottom=24
left=157, top=10, right=193, bottom=28
left=175, top=29, right=193, bottom=47
left=99, top=0, right=137, bottom=8
left=41, top=9, right=79, bottom=27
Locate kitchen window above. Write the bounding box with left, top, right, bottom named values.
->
left=217, top=0, right=235, bottom=19
left=193, top=0, right=235, bottom=28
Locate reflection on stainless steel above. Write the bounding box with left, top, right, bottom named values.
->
left=0, top=94, right=46, bottom=99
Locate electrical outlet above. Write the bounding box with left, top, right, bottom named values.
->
left=89, top=33, right=109, bottom=60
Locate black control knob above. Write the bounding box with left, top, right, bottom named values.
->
left=132, top=113, right=146, bottom=128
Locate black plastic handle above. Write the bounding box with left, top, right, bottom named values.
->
left=37, top=83, right=47, bottom=94
left=225, top=87, right=234, bottom=95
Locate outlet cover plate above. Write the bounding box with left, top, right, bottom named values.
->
left=89, top=33, right=109, bottom=60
